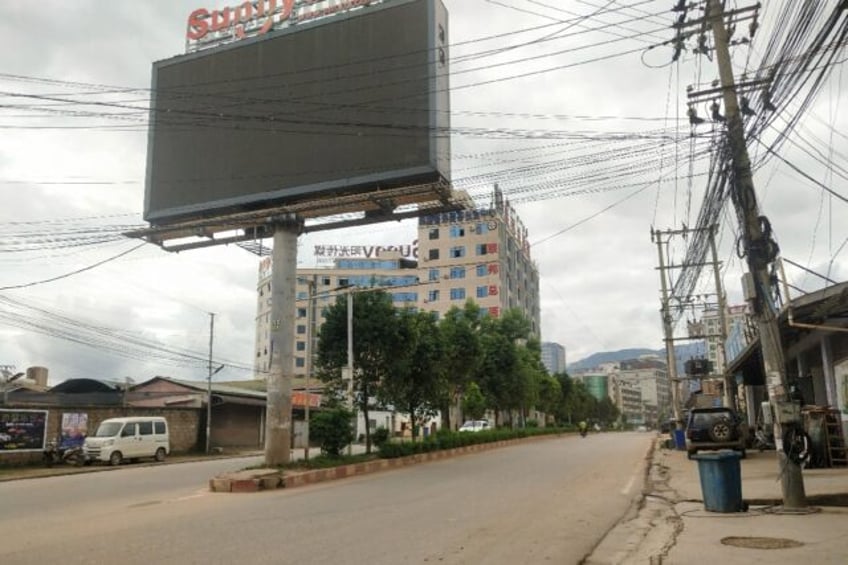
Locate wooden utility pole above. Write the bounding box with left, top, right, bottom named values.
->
left=706, top=0, right=806, bottom=508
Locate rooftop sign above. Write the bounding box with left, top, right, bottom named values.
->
left=186, top=0, right=388, bottom=52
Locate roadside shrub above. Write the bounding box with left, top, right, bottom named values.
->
left=310, top=407, right=355, bottom=458
left=372, top=427, right=390, bottom=447
left=525, top=419, right=539, bottom=428
left=377, top=425, right=573, bottom=459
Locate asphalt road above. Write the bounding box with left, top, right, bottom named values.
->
left=0, top=433, right=653, bottom=565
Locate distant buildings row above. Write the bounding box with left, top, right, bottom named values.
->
left=571, top=355, right=672, bottom=427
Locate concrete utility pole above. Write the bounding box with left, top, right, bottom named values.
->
left=707, top=226, right=735, bottom=410
left=206, top=312, right=215, bottom=454
left=706, top=0, right=806, bottom=508
left=303, top=278, right=315, bottom=461
left=346, top=289, right=355, bottom=455
left=652, top=230, right=683, bottom=429
left=265, top=217, right=301, bottom=467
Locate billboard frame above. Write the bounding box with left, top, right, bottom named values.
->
left=143, top=0, right=451, bottom=230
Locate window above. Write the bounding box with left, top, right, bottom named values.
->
left=296, top=325, right=306, bottom=334
left=477, top=243, right=498, bottom=255
left=428, top=268, right=440, bottom=281
left=428, top=228, right=439, bottom=240
left=428, top=249, right=439, bottom=261
left=154, top=421, right=166, bottom=434
left=138, top=421, right=153, bottom=435
left=295, top=357, right=305, bottom=368
left=450, top=246, right=466, bottom=258
left=450, top=288, right=466, bottom=300
left=427, top=290, right=440, bottom=302
left=476, top=243, right=488, bottom=256
left=322, top=277, right=331, bottom=286
left=477, top=286, right=488, bottom=298
left=449, top=225, right=465, bottom=238
left=296, top=341, right=306, bottom=351
left=450, top=266, right=466, bottom=279
left=297, top=308, right=307, bottom=318
left=121, top=424, right=136, bottom=438
left=339, top=278, right=349, bottom=286
left=296, top=292, right=308, bottom=300
left=476, top=264, right=487, bottom=277
left=474, top=223, right=489, bottom=235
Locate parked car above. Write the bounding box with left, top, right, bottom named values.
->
left=685, top=407, right=746, bottom=459
left=84, top=417, right=170, bottom=465
left=459, top=420, right=490, bottom=432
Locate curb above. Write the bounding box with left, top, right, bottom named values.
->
left=0, top=451, right=263, bottom=483
left=209, top=435, right=564, bottom=493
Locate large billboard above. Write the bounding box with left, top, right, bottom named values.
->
left=145, top=0, right=450, bottom=225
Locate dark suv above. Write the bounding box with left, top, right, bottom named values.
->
left=685, top=407, right=746, bottom=459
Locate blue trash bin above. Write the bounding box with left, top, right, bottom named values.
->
left=673, top=429, right=686, bottom=451
left=691, top=451, right=744, bottom=512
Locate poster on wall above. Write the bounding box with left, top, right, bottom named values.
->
left=60, top=412, right=88, bottom=449
left=0, top=409, right=48, bottom=451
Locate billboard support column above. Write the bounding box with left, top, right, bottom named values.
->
left=265, top=216, right=302, bottom=467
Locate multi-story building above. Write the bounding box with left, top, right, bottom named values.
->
left=617, top=357, right=671, bottom=426
left=540, top=342, right=566, bottom=375
left=254, top=187, right=542, bottom=379
left=416, top=185, right=540, bottom=333
left=702, top=304, right=751, bottom=375
left=609, top=376, right=643, bottom=425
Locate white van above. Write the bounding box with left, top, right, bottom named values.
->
left=84, top=417, right=170, bottom=465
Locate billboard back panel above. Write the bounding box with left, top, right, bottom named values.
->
left=145, top=0, right=450, bottom=225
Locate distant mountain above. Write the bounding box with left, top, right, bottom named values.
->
left=568, top=342, right=706, bottom=373
left=567, top=348, right=659, bottom=372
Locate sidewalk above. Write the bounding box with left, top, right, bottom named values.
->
left=587, top=440, right=848, bottom=564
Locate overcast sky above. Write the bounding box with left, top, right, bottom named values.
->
left=0, top=0, right=845, bottom=384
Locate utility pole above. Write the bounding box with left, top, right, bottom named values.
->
left=652, top=229, right=683, bottom=429
left=704, top=0, right=806, bottom=508
left=206, top=313, right=215, bottom=454
left=303, top=278, right=315, bottom=461
left=346, top=289, right=355, bottom=456
left=265, top=217, right=302, bottom=467
left=707, top=225, right=734, bottom=410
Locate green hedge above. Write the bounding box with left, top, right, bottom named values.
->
left=378, top=426, right=572, bottom=459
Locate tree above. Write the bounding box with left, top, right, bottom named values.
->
left=438, top=301, right=483, bottom=430
left=310, top=406, right=355, bottom=458
left=316, top=289, right=404, bottom=453
left=461, top=382, right=487, bottom=421
left=536, top=373, right=562, bottom=422
left=474, top=309, right=536, bottom=427
left=381, top=310, right=447, bottom=439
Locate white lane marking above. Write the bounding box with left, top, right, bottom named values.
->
left=620, top=474, right=637, bottom=496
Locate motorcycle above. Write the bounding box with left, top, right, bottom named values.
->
left=43, top=437, right=87, bottom=467
left=579, top=428, right=588, bottom=438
